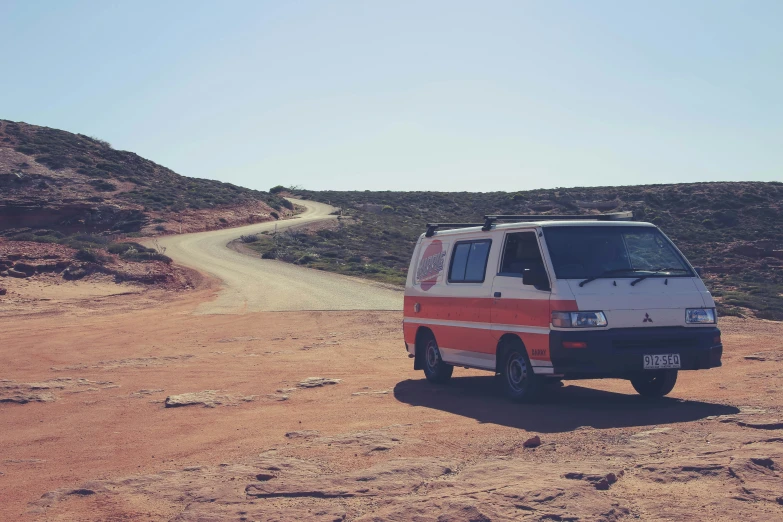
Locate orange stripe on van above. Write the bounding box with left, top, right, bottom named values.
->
left=403, top=296, right=492, bottom=322
left=404, top=296, right=578, bottom=363
left=404, top=296, right=578, bottom=327
left=428, top=325, right=496, bottom=354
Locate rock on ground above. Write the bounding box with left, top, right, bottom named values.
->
left=164, top=390, right=257, bottom=408
left=297, top=377, right=341, bottom=388
left=0, top=378, right=115, bottom=404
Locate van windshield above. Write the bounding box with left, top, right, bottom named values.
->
left=542, top=226, right=693, bottom=280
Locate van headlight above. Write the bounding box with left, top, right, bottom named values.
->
left=552, top=311, right=607, bottom=328
left=686, top=308, right=716, bottom=324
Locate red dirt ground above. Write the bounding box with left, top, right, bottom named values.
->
left=1, top=280, right=782, bottom=521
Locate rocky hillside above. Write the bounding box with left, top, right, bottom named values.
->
left=0, top=120, right=289, bottom=235
left=249, top=183, right=783, bottom=320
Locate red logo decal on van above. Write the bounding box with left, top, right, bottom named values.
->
left=417, top=240, right=446, bottom=291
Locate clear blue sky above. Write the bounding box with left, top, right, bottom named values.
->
left=1, top=1, right=781, bottom=192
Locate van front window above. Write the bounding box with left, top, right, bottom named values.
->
left=542, top=226, right=692, bottom=280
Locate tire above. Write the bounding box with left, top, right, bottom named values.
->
left=420, top=332, right=453, bottom=384
left=630, top=370, right=678, bottom=398
left=500, top=341, right=541, bottom=402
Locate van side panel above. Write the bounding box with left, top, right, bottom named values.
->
left=491, top=299, right=551, bottom=328
left=404, top=232, right=496, bottom=368
left=403, top=295, right=494, bottom=353
left=403, top=230, right=579, bottom=373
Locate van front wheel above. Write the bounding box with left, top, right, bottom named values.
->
left=501, top=344, right=541, bottom=402
left=630, top=370, right=678, bottom=398
left=420, top=333, right=453, bottom=384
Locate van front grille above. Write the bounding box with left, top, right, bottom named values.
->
left=613, top=337, right=698, bottom=350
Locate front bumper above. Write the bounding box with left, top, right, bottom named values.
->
left=549, top=326, right=722, bottom=379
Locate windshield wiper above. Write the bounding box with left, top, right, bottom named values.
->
left=630, top=267, right=690, bottom=286
left=579, top=268, right=645, bottom=287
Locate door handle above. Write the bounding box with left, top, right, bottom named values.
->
left=494, top=292, right=502, bottom=298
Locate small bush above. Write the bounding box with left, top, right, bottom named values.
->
left=34, top=235, right=63, bottom=243
left=270, top=185, right=287, bottom=194
left=270, top=211, right=279, bottom=220
left=8, top=232, right=36, bottom=242
left=107, top=243, right=135, bottom=254
left=75, top=248, right=105, bottom=263
left=240, top=234, right=259, bottom=243
left=121, top=251, right=172, bottom=264
left=36, top=155, right=71, bottom=170
left=71, top=233, right=109, bottom=245
left=89, top=180, right=117, bottom=192
left=34, top=229, right=64, bottom=238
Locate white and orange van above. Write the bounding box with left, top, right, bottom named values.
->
left=402, top=213, right=723, bottom=401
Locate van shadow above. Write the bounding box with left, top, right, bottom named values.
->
left=393, top=376, right=739, bottom=433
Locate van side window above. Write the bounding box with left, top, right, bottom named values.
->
left=499, top=232, right=545, bottom=277
left=449, top=240, right=491, bottom=283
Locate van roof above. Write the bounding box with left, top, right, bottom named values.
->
left=423, top=220, right=656, bottom=238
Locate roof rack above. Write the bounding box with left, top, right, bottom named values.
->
left=424, top=211, right=634, bottom=237
left=425, top=223, right=485, bottom=237
left=482, top=211, right=634, bottom=230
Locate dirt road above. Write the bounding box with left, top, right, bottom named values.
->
left=151, top=198, right=403, bottom=314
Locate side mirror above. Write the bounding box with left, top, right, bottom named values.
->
left=694, top=267, right=703, bottom=277
left=523, top=267, right=550, bottom=290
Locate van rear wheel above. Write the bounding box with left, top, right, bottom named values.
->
left=630, top=370, right=678, bottom=398
left=501, top=343, right=541, bottom=402
left=420, top=332, right=453, bottom=384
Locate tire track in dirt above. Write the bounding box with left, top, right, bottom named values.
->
left=151, top=199, right=403, bottom=314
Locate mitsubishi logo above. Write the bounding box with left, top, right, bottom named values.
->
left=643, top=313, right=653, bottom=323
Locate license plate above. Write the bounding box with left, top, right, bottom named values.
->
left=643, top=353, right=681, bottom=369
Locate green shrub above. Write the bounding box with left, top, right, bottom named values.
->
left=9, top=233, right=38, bottom=242
left=75, top=248, right=106, bottom=263
left=89, top=180, right=117, bottom=191
left=120, top=251, right=171, bottom=263
left=35, top=155, right=70, bottom=169
left=107, top=242, right=147, bottom=254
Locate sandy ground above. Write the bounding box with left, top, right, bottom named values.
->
left=0, top=272, right=184, bottom=319
left=1, top=205, right=781, bottom=520
left=1, top=279, right=782, bottom=520
left=149, top=199, right=403, bottom=314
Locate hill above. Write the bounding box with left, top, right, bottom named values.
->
left=0, top=119, right=289, bottom=293
left=244, top=183, right=783, bottom=320
left=0, top=120, right=289, bottom=235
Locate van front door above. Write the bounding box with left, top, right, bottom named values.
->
left=491, top=230, right=554, bottom=374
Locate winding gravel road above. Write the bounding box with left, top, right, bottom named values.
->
left=152, top=199, right=403, bottom=314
